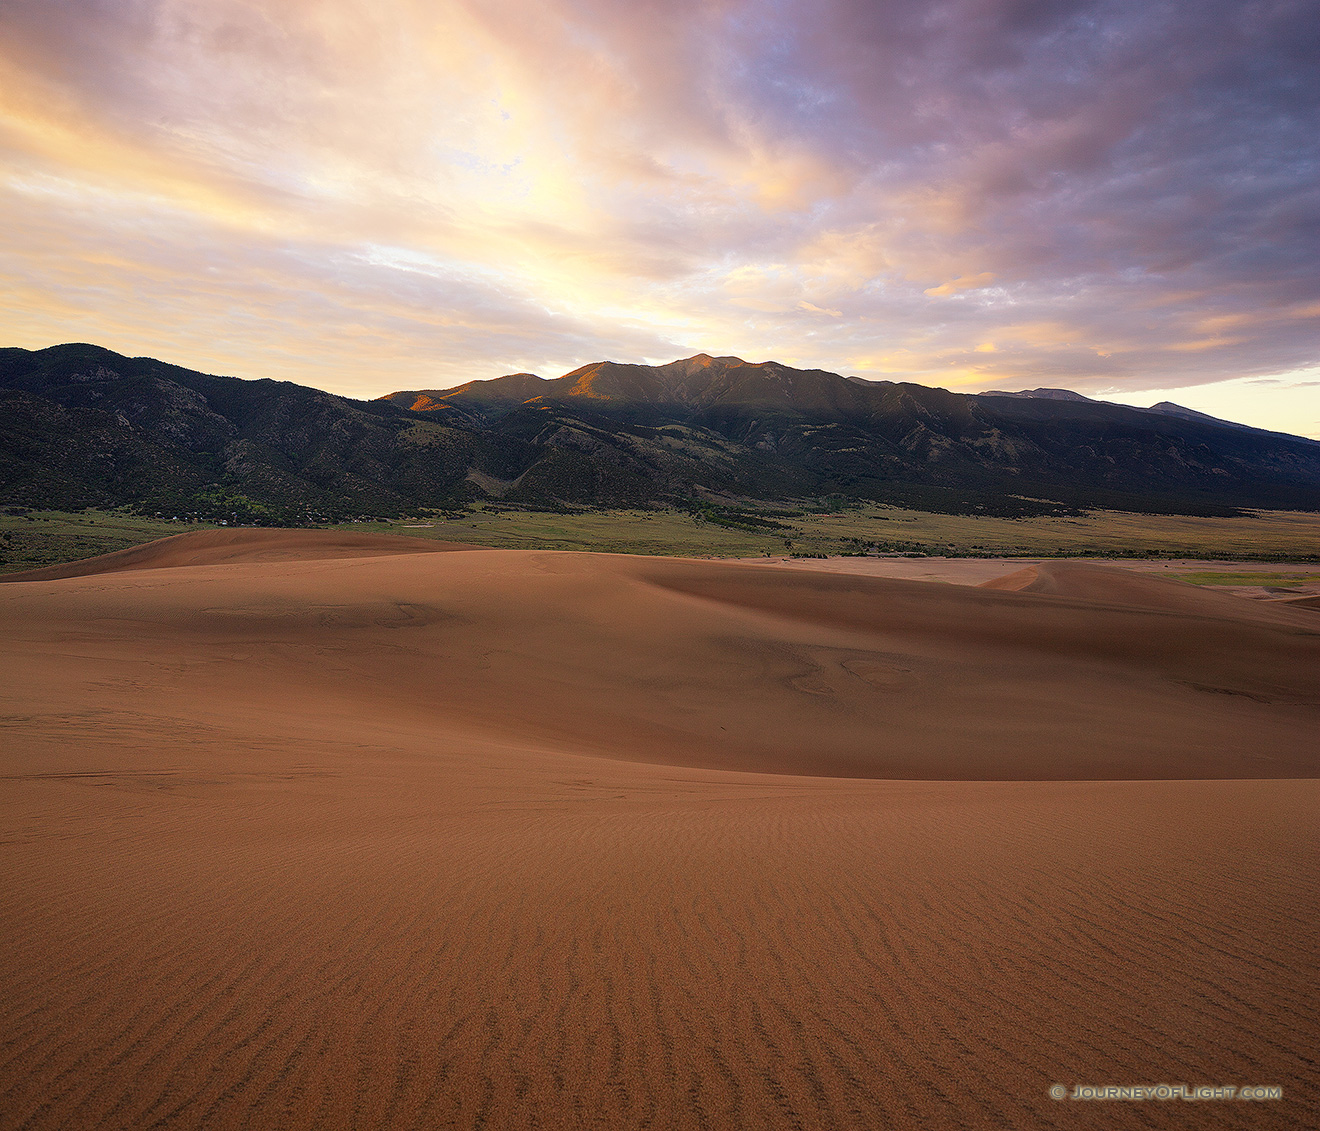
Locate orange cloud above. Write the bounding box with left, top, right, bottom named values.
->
left=924, top=272, right=997, bottom=297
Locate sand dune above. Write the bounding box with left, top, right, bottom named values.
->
left=975, top=559, right=1308, bottom=619
left=746, top=552, right=1320, bottom=608
left=2, top=532, right=1317, bottom=1129
left=0, top=527, right=481, bottom=583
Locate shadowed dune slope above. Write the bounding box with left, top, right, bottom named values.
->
left=2, top=546, right=1318, bottom=1129
left=0, top=528, right=483, bottom=582
left=976, top=559, right=1314, bottom=619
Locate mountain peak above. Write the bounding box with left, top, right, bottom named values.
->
left=978, top=388, right=1094, bottom=402
left=1142, top=401, right=1261, bottom=433
left=676, top=353, right=746, bottom=367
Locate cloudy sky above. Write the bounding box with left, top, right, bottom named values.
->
left=1, top=0, right=1317, bottom=435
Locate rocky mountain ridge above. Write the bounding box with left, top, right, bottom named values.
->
left=3, top=344, right=1317, bottom=521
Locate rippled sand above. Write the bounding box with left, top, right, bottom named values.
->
left=2, top=531, right=1316, bottom=1129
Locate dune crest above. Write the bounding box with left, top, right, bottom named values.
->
left=978, top=563, right=1040, bottom=590
left=0, top=527, right=483, bottom=582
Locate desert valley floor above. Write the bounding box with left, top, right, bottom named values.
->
left=1, top=531, right=1317, bottom=1130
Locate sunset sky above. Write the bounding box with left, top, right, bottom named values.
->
left=1, top=0, right=1317, bottom=435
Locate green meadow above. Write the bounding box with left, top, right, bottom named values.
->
left=3, top=503, right=1317, bottom=575
left=340, top=503, right=1320, bottom=561
left=0, top=509, right=194, bottom=574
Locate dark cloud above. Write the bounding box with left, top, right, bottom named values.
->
left=745, top=0, right=1320, bottom=294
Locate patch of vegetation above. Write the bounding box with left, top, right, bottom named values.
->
left=1168, top=571, right=1315, bottom=586
left=0, top=509, right=210, bottom=573
left=686, top=502, right=795, bottom=532
left=341, top=503, right=1320, bottom=561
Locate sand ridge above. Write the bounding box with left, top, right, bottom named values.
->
left=743, top=552, right=1320, bottom=606
left=1, top=531, right=1317, bottom=1129
left=974, top=558, right=1312, bottom=618
left=0, top=527, right=484, bottom=582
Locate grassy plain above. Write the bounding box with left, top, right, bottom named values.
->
left=2, top=503, right=1317, bottom=574
left=0, top=509, right=200, bottom=574
left=348, top=504, right=1320, bottom=561
left=1168, top=571, right=1316, bottom=586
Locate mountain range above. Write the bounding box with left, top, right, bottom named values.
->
left=2, top=344, right=1317, bottom=522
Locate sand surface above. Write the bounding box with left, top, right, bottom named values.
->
left=740, top=553, right=1320, bottom=602
left=2, top=530, right=1317, bottom=1129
